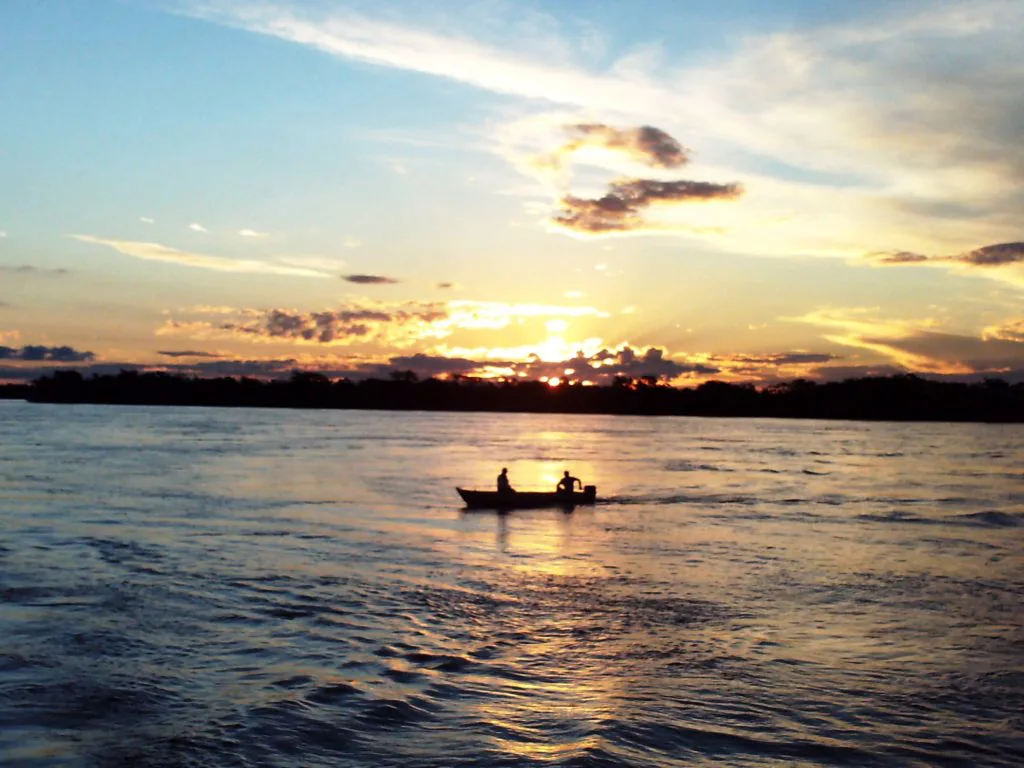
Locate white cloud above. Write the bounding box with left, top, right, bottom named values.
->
left=182, top=0, right=1023, bottom=264
left=188, top=223, right=208, bottom=233
left=0, top=230, right=8, bottom=238
left=72, top=235, right=333, bottom=277
left=139, top=217, right=155, bottom=224
left=238, top=228, right=269, bottom=238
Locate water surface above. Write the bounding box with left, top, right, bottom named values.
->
left=1, top=402, right=1022, bottom=766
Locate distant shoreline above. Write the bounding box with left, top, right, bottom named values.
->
left=2, top=370, right=1021, bottom=424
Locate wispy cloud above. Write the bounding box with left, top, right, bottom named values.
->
left=140, top=217, right=155, bottom=225
left=982, top=318, right=1024, bottom=344
left=793, top=308, right=1024, bottom=375
left=156, top=349, right=227, bottom=358
left=178, top=0, right=666, bottom=112
left=342, top=274, right=401, bottom=285
left=238, top=228, right=269, bottom=238
left=73, top=235, right=334, bottom=277
left=188, top=223, right=208, bottom=233
left=0, top=265, right=69, bottom=275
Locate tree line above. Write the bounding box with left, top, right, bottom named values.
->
left=2, top=369, right=1021, bottom=422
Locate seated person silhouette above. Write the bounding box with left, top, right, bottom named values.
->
left=497, top=467, right=515, bottom=495
left=556, top=470, right=582, bottom=496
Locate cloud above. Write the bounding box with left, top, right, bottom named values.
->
left=794, top=308, right=1024, bottom=375
left=156, top=350, right=227, bottom=358
left=179, top=1, right=667, bottom=113
left=714, top=352, right=839, bottom=366
left=0, top=230, right=7, bottom=238
left=554, top=177, right=742, bottom=234
left=181, top=1, right=1023, bottom=258
left=0, top=344, right=95, bottom=362
left=866, top=241, right=1024, bottom=268
left=362, top=344, right=718, bottom=384
left=860, top=241, right=1024, bottom=288
left=140, top=217, right=155, bottom=224
left=342, top=274, right=401, bottom=285
left=158, top=299, right=609, bottom=350
left=73, top=235, right=334, bottom=277
left=0, top=265, right=69, bottom=275
left=175, top=303, right=451, bottom=347
left=865, top=250, right=931, bottom=265
left=436, top=282, right=455, bottom=290
left=277, top=255, right=347, bottom=272
left=982, top=319, right=1024, bottom=343
left=238, top=228, right=269, bottom=238
left=188, top=223, right=208, bottom=233
left=539, top=123, right=689, bottom=173
left=959, top=242, right=1024, bottom=266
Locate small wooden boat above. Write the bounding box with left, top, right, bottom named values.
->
left=456, top=485, right=597, bottom=510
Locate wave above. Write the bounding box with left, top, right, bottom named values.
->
left=663, top=460, right=729, bottom=472
left=856, top=510, right=1024, bottom=528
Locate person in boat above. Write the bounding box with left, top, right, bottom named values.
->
left=497, top=467, right=515, bottom=495
left=556, top=470, right=582, bottom=496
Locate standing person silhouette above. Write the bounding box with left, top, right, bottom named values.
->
left=497, top=467, right=514, bottom=495
left=556, top=470, right=582, bottom=495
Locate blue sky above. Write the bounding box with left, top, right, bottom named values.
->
left=2, top=0, right=1022, bottom=384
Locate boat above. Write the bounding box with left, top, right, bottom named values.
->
left=456, top=485, right=597, bottom=510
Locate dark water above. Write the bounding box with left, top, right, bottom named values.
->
left=1, top=401, right=1022, bottom=767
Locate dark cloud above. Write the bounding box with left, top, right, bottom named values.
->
left=157, top=350, right=225, bottom=358
left=564, top=124, right=689, bottom=168
left=555, top=178, right=742, bottom=233
left=958, top=242, right=1024, bottom=266
left=362, top=353, right=485, bottom=379
left=0, top=344, right=94, bottom=362
left=522, top=346, right=718, bottom=383
left=436, top=282, right=454, bottom=290
left=0, top=265, right=69, bottom=275
left=342, top=274, right=400, bottom=285
left=358, top=345, right=716, bottom=384
left=221, top=303, right=448, bottom=344
left=866, top=251, right=930, bottom=264
left=866, top=242, right=1024, bottom=268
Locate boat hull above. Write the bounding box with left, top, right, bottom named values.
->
left=456, top=485, right=597, bottom=510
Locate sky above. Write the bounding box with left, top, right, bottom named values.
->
left=1, top=0, right=1022, bottom=386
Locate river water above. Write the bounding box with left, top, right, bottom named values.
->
left=0, top=401, right=1022, bottom=767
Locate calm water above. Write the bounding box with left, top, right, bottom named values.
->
left=1, top=401, right=1022, bottom=767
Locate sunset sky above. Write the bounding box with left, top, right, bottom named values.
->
left=2, top=0, right=1022, bottom=385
